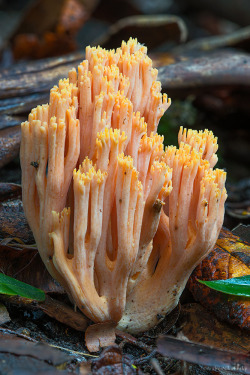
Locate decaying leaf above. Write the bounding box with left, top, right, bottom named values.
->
left=91, top=346, right=139, bottom=374
left=0, top=294, right=88, bottom=332
left=157, top=335, right=250, bottom=374
left=0, top=127, right=21, bottom=168
left=177, top=303, right=250, bottom=354
left=0, top=243, right=62, bottom=294
left=85, top=323, right=116, bottom=352
left=93, top=14, right=187, bottom=50
left=0, top=332, right=74, bottom=374
left=0, top=183, right=34, bottom=242
left=188, top=227, right=250, bottom=330
left=0, top=303, right=10, bottom=325
left=12, top=0, right=89, bottom=60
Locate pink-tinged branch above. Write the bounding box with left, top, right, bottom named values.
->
left=21, top=38, right=226, bottom=340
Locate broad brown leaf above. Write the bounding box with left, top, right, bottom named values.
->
left=177, top=303, right=250, bottom=354
left=188, top=227, right=250, bottom=330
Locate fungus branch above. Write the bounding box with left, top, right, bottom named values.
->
left=21, top=38, right=227, bottom=337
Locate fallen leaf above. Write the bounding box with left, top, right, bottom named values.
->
left=85, top=322, right=116, bottom=352
left=143, top=303, right=180, bottom=338
left=0, top=295, right=88, bottom=332
left=93, top=14, right=187, bottom=50
left=91, top=346, right=139, bottom=374
left=0, top=183, right=34, bottom=242
left=188, top=227, right=250, bottom=330
left=0, top=331, right=74, bottom=374
left=0, top=273, right=45, bottom=301
left=0, top=183, right=61, bottom=293
left=0, top=303, right=10, bottom=325
left=0, top=243, right=62, bottom=294
left=198, top=275, right=250, bottom=297
left=0, top=127, right=21, bottom=168
left=177, top=303, right=250, bottom=354
left=157, top=335, right=250, bottom=374
left=12, top=0, right=89, bottom=60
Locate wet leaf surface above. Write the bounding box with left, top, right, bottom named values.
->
left=198, top=275, right=250, bottom=297
left=0, top=273, right=45, bottom=301
left=157, top=335, right=250, bottom=374
left=188, top=227, right=250, bottom=331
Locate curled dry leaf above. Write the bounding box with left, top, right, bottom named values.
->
left=85, top=322, right=116, bottom=352
left=188, top=227, right=250, bottom=330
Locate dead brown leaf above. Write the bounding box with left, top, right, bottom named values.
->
left=0, top=183, right=60, bottom=293
left=188, top=227, right=250, bottom=330
left=93, top=14, right=187, bottom=50
left=85, top=322, right=116, bottom=352
left=0, top=295, right=88, bottom=332
left=0, top=127, right=21, bottom=168
left=0, top=183, right=34, bottom=242
left=91, top=346, right=139, bottom=374
left=177, top=303, right=250, bottom=354
left=12, top=0, right=89, bottom=60
left=0, top=332, right=74, bottom=374
left=0, top=303, right=10, bottom=325
left=157, top=335, right=250, bottom=374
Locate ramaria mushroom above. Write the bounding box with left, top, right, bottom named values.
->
left=20, top=38, right=227, bottom=339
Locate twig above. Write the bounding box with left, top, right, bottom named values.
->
left=0, top=327, right=38, bottom=343
left=134, top=349, right=157, bottom=365
left=0, top=295, right=88, bottom=331
left=150, top=358, right=165, bottom=375
left=0, top=327, right=98, bottom=358
left=116, top=329, right=153, bottom=354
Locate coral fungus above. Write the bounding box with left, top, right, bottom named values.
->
left=20, top=38, right=227, bottom=335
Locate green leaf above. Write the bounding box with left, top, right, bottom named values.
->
left=0, top=273, right=45, bottom=301
left=198, top=275, right=250, bottom=297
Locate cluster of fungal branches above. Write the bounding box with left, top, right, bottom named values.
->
left=21, top=38, right=227, bottom=334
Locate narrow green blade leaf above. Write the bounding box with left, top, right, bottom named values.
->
left=198, top=275, right=250, bottom=297
left=0, top=273, right=45, bottom=301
